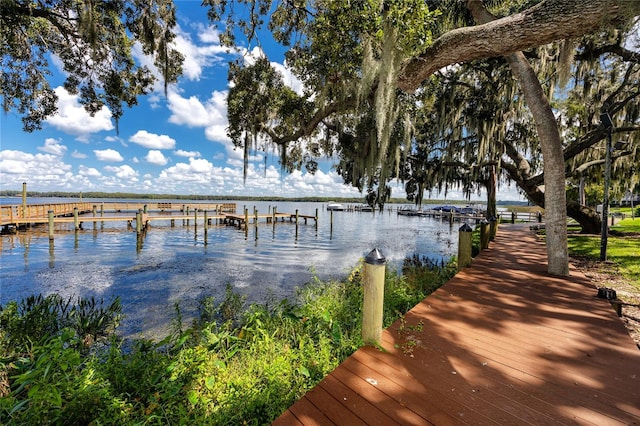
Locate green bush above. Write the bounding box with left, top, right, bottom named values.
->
left=1, top=257, right=455, bottom=425
left=0, top=294, right=121, bottom=355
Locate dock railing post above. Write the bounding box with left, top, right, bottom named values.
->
left=457, top=223, right=473, bottom=270
left=21, top=182, right=27, bottom=218
left=362, top=248, right=386, bottom=345
left=480, top=220, right=490, bottom=251
left=48, top=210, right=54, bottom=240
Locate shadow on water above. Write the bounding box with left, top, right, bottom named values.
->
left=1, top=201, right=460, bottom=339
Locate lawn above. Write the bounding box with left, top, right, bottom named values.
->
left=567, top=217, right=640, bottom=289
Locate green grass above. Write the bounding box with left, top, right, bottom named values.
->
left=568, top=217, right=640, bottom=289
left=612, top=217, right=640, bottom=233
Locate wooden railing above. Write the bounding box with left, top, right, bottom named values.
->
left=1, top=202, right=237, bottom=227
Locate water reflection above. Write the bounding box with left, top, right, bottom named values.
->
left=1, top=201, right=459, bottom=339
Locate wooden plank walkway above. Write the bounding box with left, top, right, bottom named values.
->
left=273, top=224, right=640, bottom=425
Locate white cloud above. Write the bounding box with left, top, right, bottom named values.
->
left=0, top=149, right=73, bottom=190
left=174, top=25, right=227, bottom=80
left=45, top=87, right=114, bottom=140
left=157, top=157, right=220, bottom=187
left=167, top=91, right=212, bottom=127
left=174, top=149, right=201, bottom=157
left=78, top=165, right=102, bottom=177
left=129, top=130, right=176, bottom=149
left=38, top=138, right=67, bottom=156
left=145, top=150, right=169, bottom=166
left=94, top=149, right=124, bottom=162
left=71, top=150, right=87, bottom=159
left=188, top=158, right=213, bottom=173
left=197, top=23, right=221, bottom=44
left=167, top=89, right=228, bottom=133
left=130, top=23, right=228, bottom=92
left=104, top=164, right=138, bottom=180
left=167, top=89, right=232, bottom=149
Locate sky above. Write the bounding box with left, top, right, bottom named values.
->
left=0, top=2, right=524, bottom=202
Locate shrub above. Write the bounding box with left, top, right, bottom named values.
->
left=0, top=294, right=121, bottom=356
left=0, top=257, right=455, bottom=424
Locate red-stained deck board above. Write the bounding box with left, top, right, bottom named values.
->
left=273, top=225, right=640, bottom=425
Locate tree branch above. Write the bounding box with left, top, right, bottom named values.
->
left=262, top=95, right=357, bottom=145
left=397, top=0, right=638, bottom=92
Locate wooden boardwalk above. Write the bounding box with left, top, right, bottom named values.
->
left=274, top=225, right=640, bottom=425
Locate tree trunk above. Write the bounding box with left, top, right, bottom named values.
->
left=506, top=54, right=569, bottom=276
left=567, top=201, right=602, bottom=234
left=486, top=165, right=497, bottom=219
left=469, top=1, right=569, bottom=276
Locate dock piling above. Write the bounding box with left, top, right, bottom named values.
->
left=48, top=210, right=54, bottom=240
left=136, top=210, right=142, bottom=234
left=362, top=248, right=386, bottom=345
left=457, top=223, right=473, bottom=270
left=330, top=210, right=334, bottom=237
left=73, top=208, right=79, bottom=230
left=480, top=220, right=490, bottom=251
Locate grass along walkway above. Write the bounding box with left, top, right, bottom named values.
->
left=567, top=216, right=640, bottom=348
left=568, top=217, right=640, bottom=289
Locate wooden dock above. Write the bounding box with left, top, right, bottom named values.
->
left=0, top=202, right=236, bottom=228
left=0, top=202, right=319, bottom=236
left=273, top=224, right=640, bottom=425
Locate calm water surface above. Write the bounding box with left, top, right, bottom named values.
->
left=1, top=199, right=462, bottom=338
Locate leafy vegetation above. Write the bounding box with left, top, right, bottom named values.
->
left=0, top=257, right=455, bottom=425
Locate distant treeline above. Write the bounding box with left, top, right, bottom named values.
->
left=0, top=190, right=529, bottom=205
left=0, top=190, right=382, bottom=204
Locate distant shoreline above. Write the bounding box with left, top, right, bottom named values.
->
left=0, top=191, right=529, bottom=205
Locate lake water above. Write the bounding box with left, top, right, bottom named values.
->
left=0, top=199, right=465, bottom=339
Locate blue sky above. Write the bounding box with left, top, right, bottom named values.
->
left=0, top=2, right=523, bottom=201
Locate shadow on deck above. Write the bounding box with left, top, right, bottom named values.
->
left=273, top=224, right=640, bottom=425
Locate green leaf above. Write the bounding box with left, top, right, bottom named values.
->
left=187, top=390, right=199, bottom=405
left=205, top=376, right=216, bottom=390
